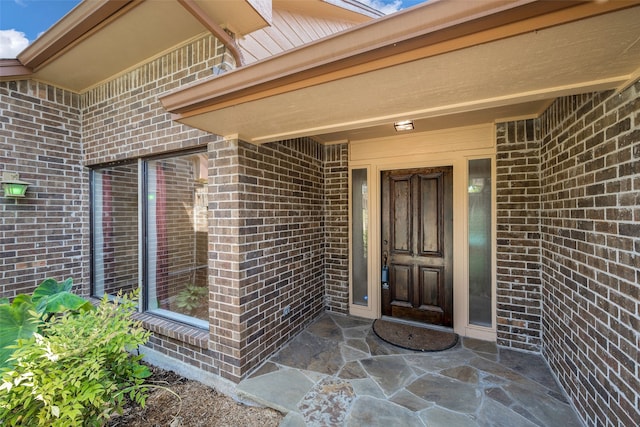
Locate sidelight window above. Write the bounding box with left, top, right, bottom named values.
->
left=351, top=168, right=369, bottom=306
left=468, top=158, right=492, bottom=327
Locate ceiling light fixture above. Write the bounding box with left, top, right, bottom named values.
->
left=394, top=120, right=414, bottom=132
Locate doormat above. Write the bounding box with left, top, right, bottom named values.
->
left=372, top=319, right=458, bottom=352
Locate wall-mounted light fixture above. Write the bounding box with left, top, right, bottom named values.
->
left=2, top=172, right=31, bottom=198
left=394, top=120, right=414, bottom=132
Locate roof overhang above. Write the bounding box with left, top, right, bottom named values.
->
left=160, top=0, right=640, bottom=144
left=1, top=0, right=273, bottom=92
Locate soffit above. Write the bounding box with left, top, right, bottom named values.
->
left=161, top=0, right=640, bottom=144
left=274, top=0, right=381, bottom=20
left=12, top=0, right=271, bottom=93
left=197, top=0, right=272, bottom=36
left=239, top=3, right=375, bottom=65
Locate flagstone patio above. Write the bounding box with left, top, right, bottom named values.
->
left=237, top=313, right=583, bottom=427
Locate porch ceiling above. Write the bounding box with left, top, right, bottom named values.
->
left=160, top=0, right=640, bottom=144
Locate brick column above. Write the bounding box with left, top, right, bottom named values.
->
left=208, top=137, right=244, bottom=381
left=495, top=119, right=542, bottom=351
left=208, top=137, right=327, bottom=381
left=323, top=144, right=349, bottom=313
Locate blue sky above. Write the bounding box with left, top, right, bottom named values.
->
left=0, top=0, right=427, bottom=58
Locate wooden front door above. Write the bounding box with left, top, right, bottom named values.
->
left=381, top=167, right=453, bottom=327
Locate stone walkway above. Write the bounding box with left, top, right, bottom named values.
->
left=237, top=313, right=583, bottom=427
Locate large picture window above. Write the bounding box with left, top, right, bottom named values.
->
left=91, top=151, right=208, bottom=328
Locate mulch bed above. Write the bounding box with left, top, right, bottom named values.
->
left=106, top=365, right=283, bottom=427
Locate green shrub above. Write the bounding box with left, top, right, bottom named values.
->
left=0, top=290, right=151, bottom=426
left=0, top=278, right=93, bottom=368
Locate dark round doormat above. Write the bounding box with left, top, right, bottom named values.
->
left=372, top=319, right=459, bottom=352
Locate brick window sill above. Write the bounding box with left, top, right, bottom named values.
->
left=133, top=311, right=209, bottom=350
left=89, top=297, right=209, bottom=349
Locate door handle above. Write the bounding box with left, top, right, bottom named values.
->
left=382, top=252, right=389, bottom=290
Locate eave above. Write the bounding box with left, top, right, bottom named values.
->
left=0, top=60, right=31, bottom=79
left=1, top=0, right=273, bottom=92
left=160, top=0, right=640, bottom=144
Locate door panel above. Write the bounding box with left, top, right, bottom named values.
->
left=391, top=264, right=412, bottom=304
left=391, top=176, right=411, bottom=253
left=419, top=266, right=442, bottom=308
left=382, top=167, right=453, bottom=327
left=419, top=176, right=440, bottom=255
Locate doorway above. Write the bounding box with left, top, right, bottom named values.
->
left=381, top=166, right=453, bottom=327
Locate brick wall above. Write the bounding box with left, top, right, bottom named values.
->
left=7, top=25, right=634, bottom=407
left=0, top=32, right=349, bottom=382
left=0, top=80, right=87, bottom=298
left=495, top=119, right=542, bottom=351
left=209, top=137, right=326, bottom=381
left=78, top=34, right=228, bottom=376
left=82, top=34, right=226, bottom=165
left=323, top=144, right=349, bottom=313
left=538, top=82, right=639, bottom=426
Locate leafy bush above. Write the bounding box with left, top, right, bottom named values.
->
left=0, top=282, right=151, bottom=426
left=0, top=278, right=92, bottom=368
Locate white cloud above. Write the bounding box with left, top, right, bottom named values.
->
left=0, top=29, right=30, bottom=58
left=359, top=0, right=402, bottom=15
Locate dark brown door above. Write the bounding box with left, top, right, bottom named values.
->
left=381, top=167, right=453, bottom=326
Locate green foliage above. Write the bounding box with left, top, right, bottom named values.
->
left=0, top=278, right=93, bottom=368
left=32, top=278, right=93, bottom=316
left=175, top=284, right=208, bottom=315
left=0, top=291, right=151, bottom=426
left=0, top=296, right=41, bottom=366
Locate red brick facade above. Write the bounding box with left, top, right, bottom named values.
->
left=494, top=80, right=639, bottom=426
left=1, top=32, right=638, bottom=425
left=538, top=84, right=639, bottom=426
left=208, top=137, right=328, bottom=380
left=496, top=119, right=542, bottom=352
left=0, top=80, right=87, bottom=297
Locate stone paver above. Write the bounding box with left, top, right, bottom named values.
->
left=344, top=396, right=424, bottom=427
left=236, top=313, right=583, bottom=427
left=420, top=406, right=478, bottom=427
left=237, top=368, right=314, bottom=412
left=406, top=373, right=482, bottom=413
left=360, top=356, right=416, bottom=395
left=349, top=377, right=386, bottom=399
left=337, top=361, right=367, bottom=380
left=441, top=365, right=479, bottom=384
left=389, top=389, right=432, bottom=411
left=298, top=377, right=355, bottom=425
left=270, top=331, right=344, bottom=375
left=477, top=398, right=539, bottom=427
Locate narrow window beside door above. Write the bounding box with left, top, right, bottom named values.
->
left=351, top=168, right=369, bottom=306
left=468, top=158, right=492, bottom=327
